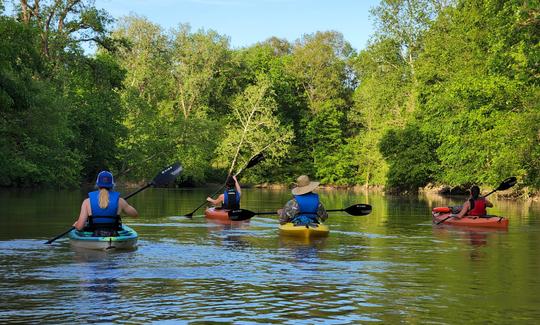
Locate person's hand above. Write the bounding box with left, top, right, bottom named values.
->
left=232, top=175, right=238, bottom=182
left=277, top=209, right=283, bottom=215
left=206, top=197, right=212, bottom=202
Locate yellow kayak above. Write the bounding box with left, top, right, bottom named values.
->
left=279, top=223, right=330, bottom=238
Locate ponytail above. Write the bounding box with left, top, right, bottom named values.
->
left=98, top=188, right=110, bottom=209
left=470, top=185, right=480, bottom=200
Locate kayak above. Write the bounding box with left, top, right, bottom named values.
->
left=279, top=222, right=330, bottom=238
left=204, top=207, right=230, bottom=221
left=68, top=225, right=138, bottom=250
left=204, top=207, right=250, bottom=226
left=432, top=208, right=508, bottom=229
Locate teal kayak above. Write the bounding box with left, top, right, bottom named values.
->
left=68, top=225, right=138, bottom=250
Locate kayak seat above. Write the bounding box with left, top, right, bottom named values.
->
left=85, top=215, right=122, bottom=236
left=292, top=214, right=319, bottom=227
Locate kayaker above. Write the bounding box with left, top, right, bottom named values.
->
left=207, top=175, right=241, bottom=209
left=455, top=185, right=493, bottom=219
left=278, top=175, right=328, bottom=225
left=73, top=171, right=138, bottom=235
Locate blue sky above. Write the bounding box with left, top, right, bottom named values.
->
left=95, top=0, right=380, bottom=51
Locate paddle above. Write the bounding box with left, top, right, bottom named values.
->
left=436, top=176, right=517, bottom=225
left=44, top=162, right=183, bottom=244
left=181, top=153, right=265, bottom=218
left=228, top=203, right=373, bottom=221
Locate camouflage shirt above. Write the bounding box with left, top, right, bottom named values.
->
left=278, top=197, right=328, bottom=224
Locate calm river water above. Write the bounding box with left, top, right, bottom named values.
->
left=1, top=187, right=539, bottom=324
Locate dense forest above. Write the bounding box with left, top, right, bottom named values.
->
left=0, top=0, right=538, bottom=195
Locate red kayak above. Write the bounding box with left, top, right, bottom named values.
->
left=432, top=207, right=508, bottom=228
left=204, top=207, right=249, bottom=225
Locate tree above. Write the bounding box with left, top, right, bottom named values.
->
left=170, top=24, right=232, bottom=119
left=0, top=16, right=81, bottom=186
left=215, top=77, right=293, bottom=181
left=370, top=0, right=451, bottom=76
left=379, top=123, right=439, bottom=192
left=286, top=31, right=355, bottom=182
left=348, top=39, right=412, bottom=186
left=414, top=0, right=540, bottom=189
left=17, top=0, right=113, bottom=60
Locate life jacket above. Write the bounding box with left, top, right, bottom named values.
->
left=88, top=190, right=121, bottom=230
left=223, top=187, right=240, bottom=210
left=292, top=193, right=319, bottom=225
left=468, top=197, right=487, bottom=216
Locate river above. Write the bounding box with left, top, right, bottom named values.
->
left=1, top=188, right=539, bottom=323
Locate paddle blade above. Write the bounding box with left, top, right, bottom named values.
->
left=245, top=153, right=265, bottom=169
left=152, top=162, right=183, bottom=186
left=344, top=204, right=372, bottom=216
left=228, top=209, right=256, bottom=221
left=496, top=176, right=517, bottom=191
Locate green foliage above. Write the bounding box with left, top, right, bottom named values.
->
left=0, top=17, right=80, bottom=186
left=57, top=53, right=126, bottom=181
left=413, top=0, right=540, bottom=190
left=1, top=0, right=538, bottom=194
left=170, top=24, right=232, bottom=118
left=110, top=17, right=229, bottom=184
left=215, top=77, right=293, bottom=182
left=379, top=124, right=440, bottom=191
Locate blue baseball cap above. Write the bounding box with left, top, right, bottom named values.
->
left=96, top=171, right=115, bottom=188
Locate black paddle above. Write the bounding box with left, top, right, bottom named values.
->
left=182, top=153, right=265, bottom=218
left=44, top=162, right=183, bottom=244
left=228, top=203, right=373, bottom=221
left=436, top=176, right=517, bottom=225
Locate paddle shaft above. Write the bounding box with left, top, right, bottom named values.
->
left=45, top=227, right=76, bottom=244
left=231, top=203, right=372, bottom=221
left=124, top=183, right=152, bottom=200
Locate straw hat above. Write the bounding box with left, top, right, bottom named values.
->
left=291, top=175, right=320, bottom=195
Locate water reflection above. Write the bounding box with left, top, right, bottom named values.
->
left=279, top=236, right=328, bottom=263
left=432, top=226, right=508, bottom=260
left=71, top=248, right=134, bottom=296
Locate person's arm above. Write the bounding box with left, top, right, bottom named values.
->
left=485, top=198, right=493, bottom=208
left=119, top=198, right=138, bottom=217
left=278, top=199, right=298, bottom=224
left=233, top=175, right=241, bottom=195
left=207, top=194, right=224, bottom=206
left=73, top=199, right=90, bottom=230
left=317, top=202, right=328, bottom=222
left=455, top=200, right=471, bottom=219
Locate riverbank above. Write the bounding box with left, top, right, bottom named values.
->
left=421, top=183, right=540, bottom=201
left=253, top=181, right=539, bottom=201
left=17, top=179, right=540, bottom=202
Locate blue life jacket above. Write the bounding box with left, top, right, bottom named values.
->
left=223, top=188, right=240, bottom=210
left=88, top=190, right=120, bottom=228
left=292, top=193, right=319, bottom=225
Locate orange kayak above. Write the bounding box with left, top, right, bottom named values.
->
left=204, top=207, right=249, bottom=225
left=204, top=207, right=230, bottom=220
left=432, top=207, right=508, bottom=228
